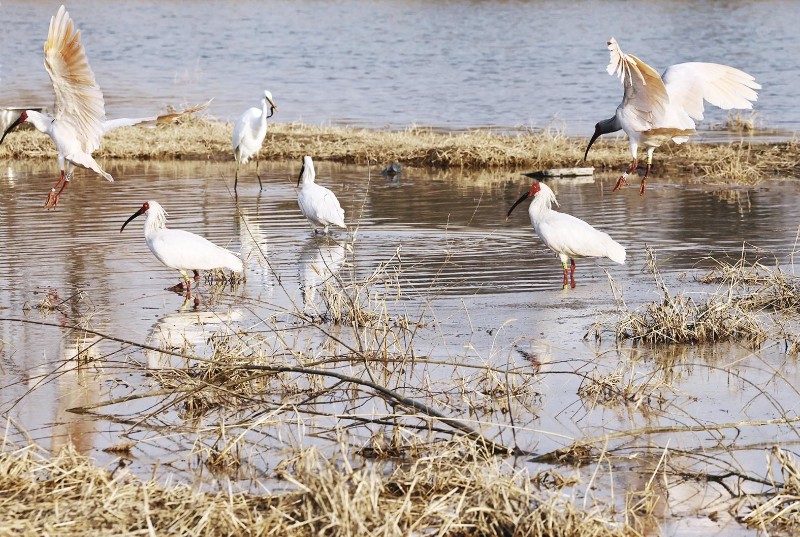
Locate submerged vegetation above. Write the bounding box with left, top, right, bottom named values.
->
left=0, top=116, right=797, bottom=182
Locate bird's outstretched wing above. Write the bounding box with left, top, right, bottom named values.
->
left=661, top=62, right=760, bottom=122
left=44, top=5, right=105, bottom=153
left=102, top=99, right=213, bottom=134
left=606, top=37, right=669, bottom=130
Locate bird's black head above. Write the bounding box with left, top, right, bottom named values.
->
left=0, top=111, right=28, bottom=146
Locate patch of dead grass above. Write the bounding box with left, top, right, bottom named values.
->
left=2, top=118, right=797, bottom=181
left=0, top=437, right=640, bottom=537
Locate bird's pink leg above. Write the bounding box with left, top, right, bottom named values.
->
left=612, top=159, right=637, bottom=193
left=562, top=260, right=570, bottom=290
left=193, top=270, right=200, bottom=282
left=569, top=259, right=576, bottom=289
left=640, top=153, right=654, bottom=196
left=44, top=171, right=69, bottom=209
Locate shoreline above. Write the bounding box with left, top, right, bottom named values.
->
left=0, top=117, right=797, bottom=183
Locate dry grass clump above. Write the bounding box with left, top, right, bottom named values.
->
left=741, top=446, right=800, bottom=531
left=610, top=249, right=768, bottom=346
left=2, top=116, right=798, bottom=180
left=578, top=363, right=669, bottom=411
left=0, top=437, right=639, bottom=537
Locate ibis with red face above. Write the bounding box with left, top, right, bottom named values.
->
left=507, top=182, right=625, bottom=289
left=120, top=201, right=244, bottom=294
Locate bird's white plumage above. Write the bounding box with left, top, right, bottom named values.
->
left=588, top=38, right=761, bottom=194
left=232, top=90, right=276, bottom=191
left=297, top=156, right=347, bottom=233
left=127, top=201, right=243, bottom=281
left=606, top=37, right=761, bottom=143
left=525, top=182, right=625, bottom=266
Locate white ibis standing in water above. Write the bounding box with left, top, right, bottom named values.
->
left=0, top=5, right=209, bottom=209
left=584, top=37, right=761, bottom=195
left=120, top=201, right=244, bottom=294
left=296, top=156, right=347, bottom=234
left=506, top=182, right=626, bottom=289
left=232, top=90, right=277, bottom=193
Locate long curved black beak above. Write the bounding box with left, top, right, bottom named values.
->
left=120, top=207, right=146, bottom=233
left=583, top=124, right=602, bottom=161
left=506, top=192, right=530, bottom=221
left=296, top=163, right=305, bottom=187
left=0, top=114, right=25, bottom=146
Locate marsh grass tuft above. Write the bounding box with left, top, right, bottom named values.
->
left=741, top=446, right=800, bottom=530
left=0, top=436, right=639, bottom=537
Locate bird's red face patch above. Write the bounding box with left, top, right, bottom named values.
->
left=529, top=183, right=541, bottom=197
left=141, top=201, right=150, bottom=213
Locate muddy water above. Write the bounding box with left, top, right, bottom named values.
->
left=1, top=0, right=798, bottom=136
left=1, top=162, right=800, bottom=535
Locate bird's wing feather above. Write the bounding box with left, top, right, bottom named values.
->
left=299, top=185, right=346, bottom=228
left=232, top=107, right=263, bottom=159
left=607, top=38, right=669, bottom=131
left=150, top=229, right=242, bottom=273
left=661, top=62, right=760, bottom=121
left=103, top=99, right=212, bottom=134
left=44, top=5, right=105, bottom=153
left=536, top=212, right=624, bottom=263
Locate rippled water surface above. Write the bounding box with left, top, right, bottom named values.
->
left=1, top=0, right=798, bottom=135
left=1, top=163, right=800, bottom=534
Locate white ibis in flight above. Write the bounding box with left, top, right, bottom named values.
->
left=584, top=37, right=761, bottom=195
left=296, top=156, right=347, bottom=234
left=232, top=90, right=277, bottom=193
left=120, top=201, right=244, bottom=294
left=0, top=5, right=209, bottom=209
left=506, top=182, right=625, bottom=289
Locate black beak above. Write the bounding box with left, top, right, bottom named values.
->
left=0, top=113, right=25, bottom=146
left=267, top=105, right=276, bottom=119
left=506, top=191, right=530, bottom=221
left=296, top=163, right=305, bottom=187
left=120, top=207, right=146, bottom=233
left=584, top=124, right=602, bottom=161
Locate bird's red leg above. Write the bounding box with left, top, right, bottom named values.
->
left=44, top=171, right=68, bottom=209
left=640, top=159, right=652, bottom=196
left=612, top=159, right=637, bottom=192
left=569, top=259, right=576, bottom=289
left=193, top=270, right=200, bottom=282
left=562, top=261, right=570, bottom=290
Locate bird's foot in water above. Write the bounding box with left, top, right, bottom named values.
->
left=44, top=189, right=60, bottom=210
left=612, top=175, right=629, bottom=192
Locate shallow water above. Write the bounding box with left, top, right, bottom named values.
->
left=1, top=163, right=800, bottom=534
left=1, top=0, right=797, bottom=136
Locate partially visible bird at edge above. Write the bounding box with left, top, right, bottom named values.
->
left=120, top=201, right=244, bottom=296
left=0, top=5, right=211, bottom=209
left=232, top=90, right=277, bottom=194
left=584, top=37, right=760, bottom=195
left=506, top=181, right=625, bottom=289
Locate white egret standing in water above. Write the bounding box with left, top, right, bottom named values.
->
left=584, top=37, right=760, bottom=195
left=232, top=90, right=277, bottom=193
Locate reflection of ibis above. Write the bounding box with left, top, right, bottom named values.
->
left=145, top=308, right=243, bottom=370
left=299, top=238, right=346, bottom=309
left=296, top=156, right=347, bottom=234
left=232, top=90, right=277, bottom=193
left=584, top=37, right=760, bottom=195
left=507, top=182, right=625, bottom=289
left=0, top=6, right=208, bottom=209
left=120, top=201, right=243, bottom=293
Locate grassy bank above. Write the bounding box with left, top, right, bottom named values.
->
left=0, top=117, right=797, bottom=182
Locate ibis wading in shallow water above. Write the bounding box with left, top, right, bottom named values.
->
left=584, top=37, right=760, bottom=195
left=296, top=156, right=347, bottom=234
left=232, top=90, right=277, bottom=193
left=506, top=182, right=625, bottom=289
left=120, top=201, right=244, bottom=294
left=0, top=5, right=208, bottom=209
